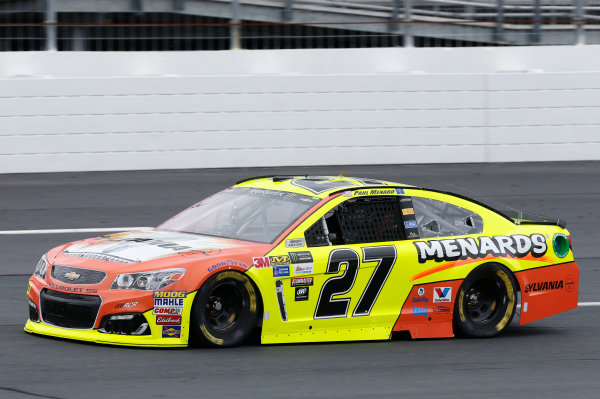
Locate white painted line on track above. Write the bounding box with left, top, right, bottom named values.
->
left=0, top=227, right=151, bottom=235
left=578, top=302, right=600, bottom=307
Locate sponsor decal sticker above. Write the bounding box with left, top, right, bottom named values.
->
left=412, top=305, right=429, bottom=317
left=524, top=280, right=564, bottom=293
left=289, top=251, right=313, bottom=264
left=153, top=307, right=183, bottom=315
left=292, top=263, right=313, bottom=275
left=433, top=287, right=452, bottom=303
left=115, top=301, right=138, bottom=309
left=207, top=259, right=249, bottom=272
left=273, top=265, right=290, bottom=277
left=402, top=208, right=415, bottom=216
left=434, top=305, right=451, bottom=313
left=291, top=277, right=313, bottom=287
left=26, top=283, right=32, bottom=295
left=417, top=287, right=425, bottom=296
left=295, top=286, right=309, bottom=301
left=408, top=232, right=418, bottom=239
left=156, top=315, right=182, bottom=325
left=162, top=325, right=181, bottom=338
left=286, top=239, right=305, bottom=248
left=412, top=297, right=428, bottom=303
left=395, top=188, right=405, bottom=195
left=153, top=291, right=186, bottom=307
left=269, top=255, right=290, bottom=266
left=252, top=256, right=271, bottom=269
left=565, top=275, right=575, bottom=292
left=413, top=234, right=548, bottom=264
left=404, top=220, right=418, bottom=229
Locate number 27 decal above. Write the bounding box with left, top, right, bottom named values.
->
left=314, top=245, right=397, bottom=319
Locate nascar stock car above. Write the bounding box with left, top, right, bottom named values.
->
left=25, top=176, right=579, bottom=347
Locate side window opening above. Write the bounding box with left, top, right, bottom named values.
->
left=411, top=197, right=484, bottom=238
left=304, top=197, right=404, bottom=247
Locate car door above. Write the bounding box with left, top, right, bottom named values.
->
left=275, top=193, right=413, bottom=336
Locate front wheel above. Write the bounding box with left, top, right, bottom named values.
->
left=453, top=264, right=518, bottom=338
left=191, top=271, right=259, bottom=347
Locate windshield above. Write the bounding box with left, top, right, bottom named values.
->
left=158, top=187, right=320, bottom=243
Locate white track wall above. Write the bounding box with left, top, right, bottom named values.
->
left=1, top=46, right=600, bottom=173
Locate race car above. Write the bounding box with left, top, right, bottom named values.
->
left=25, top=176, right=579, bottom=347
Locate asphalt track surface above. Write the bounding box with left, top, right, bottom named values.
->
left=1, top=162, right=599, bottom=399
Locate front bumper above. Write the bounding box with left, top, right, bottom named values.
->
left=25, top=279, right=197, bottom=347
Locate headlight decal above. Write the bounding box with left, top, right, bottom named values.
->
left=33, top=255, right=48, bottom=279
left=110, top=268, right=185, bottom=291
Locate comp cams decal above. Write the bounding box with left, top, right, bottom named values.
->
left=413, top=234, right=548, bottom=263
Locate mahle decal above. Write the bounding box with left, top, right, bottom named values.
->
left=414, top=234, right=547, bottom=264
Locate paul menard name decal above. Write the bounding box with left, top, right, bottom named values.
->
left=413, top=234, right=547, bottom=263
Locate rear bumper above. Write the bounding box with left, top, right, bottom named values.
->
left=515, top=261, right=579, bottom=325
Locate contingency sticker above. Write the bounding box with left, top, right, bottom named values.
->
left=162, top=326, right=181, bottom=338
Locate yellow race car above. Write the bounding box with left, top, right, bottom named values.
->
left=26, top=176, right=579, bottom=347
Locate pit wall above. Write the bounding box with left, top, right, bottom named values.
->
left=1, top=46, right=599, bottom=173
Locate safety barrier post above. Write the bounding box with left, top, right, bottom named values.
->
left=575, top=0, right=586, bottom=45
left=44, top=0, right=57, bottom=51
left=403, top=0, right=413, bottom=48
left=231, top=0, right=242, bottom=49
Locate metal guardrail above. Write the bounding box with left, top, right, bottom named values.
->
left=0, top=0, right=599, bottom=51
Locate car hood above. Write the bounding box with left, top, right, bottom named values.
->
left=62, top=229, right=251, bottom=264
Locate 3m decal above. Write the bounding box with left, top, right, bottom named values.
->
left=156, top=315, right=182, bottom=325
left=252, top=257, right=271, bottom=269
left=292, top=263, right=313, bottom=275
left=273, top=265, right=290, bottom=277
left=413, top=234, right=548, bottom=264
left=433, top=287, right=452, bottom=303
left=286, top=239, right=305, bottom=248
left=269, top=255, right=290, bottom=266
left=162, top=325, right=181, bottom=338
left=295, top=286, right=309, bottom=301
left=289, top=251, right=313, bottom=263
left=524, top=280, right=564, bottom=293
left=275, top=280, right=288, bottom=321
left=315, top=245, right=397, bottom=319
left=291, top=277, right=313, bottom=287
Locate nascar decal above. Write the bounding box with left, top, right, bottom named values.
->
left=413, top=234, right=547, bottom=264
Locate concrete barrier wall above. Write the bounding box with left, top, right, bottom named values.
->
left=1, top=46, right=599, bottom=173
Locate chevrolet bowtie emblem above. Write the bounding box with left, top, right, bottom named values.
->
left=64, top=271, right=81, bottom=281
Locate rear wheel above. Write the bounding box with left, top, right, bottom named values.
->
left=453, top=264, right=517, bottom=338
left=191, top=271, right=259, bottom=347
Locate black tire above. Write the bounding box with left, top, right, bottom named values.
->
left=453, top=263, right=518, bottom=338
left=191, top=271, right=259, bottom=347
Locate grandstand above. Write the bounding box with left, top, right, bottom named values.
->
left=1, top=0, right=599, bottom=51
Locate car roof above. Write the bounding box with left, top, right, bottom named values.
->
left=235, top=175, right=415, bottom=199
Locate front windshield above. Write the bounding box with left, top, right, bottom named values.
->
left=158, top=187, right=320, bottom=243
